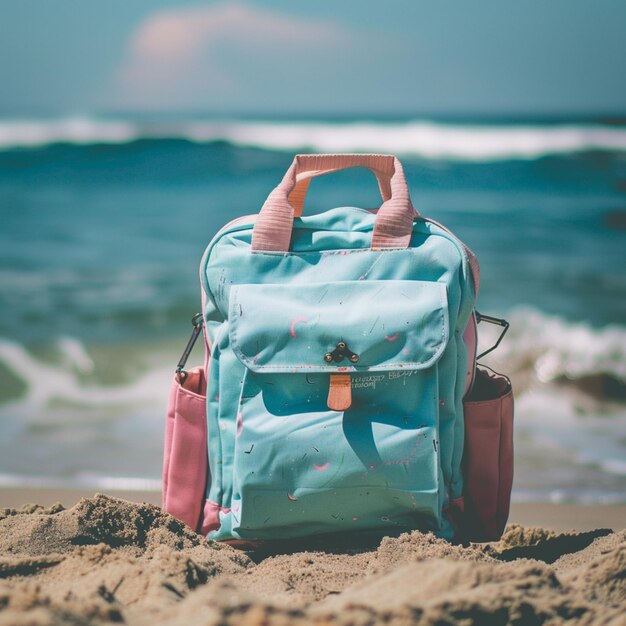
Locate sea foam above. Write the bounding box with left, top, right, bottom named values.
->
left=0, top=338, right=172, bottom=417
left=1, top=118, right=626, bottom=161
left=0, top=308, right=625, bottom=500
left=480, top=307, right=626, bottom=388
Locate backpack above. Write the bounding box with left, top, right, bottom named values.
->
left=162, top=154, right=514, bottom=544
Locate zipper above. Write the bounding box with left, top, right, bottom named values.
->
left=212, top=214, right=257, bottom=239
left=421, top=217, right=480, bottom=296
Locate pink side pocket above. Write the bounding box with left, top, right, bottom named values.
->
left=462, top=367, right=514, bottom=542
left=162, top=381, right=178, bottom=509
left=162, top=367, right=208, bottom=531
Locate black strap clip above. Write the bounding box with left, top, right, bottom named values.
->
left=175, top=313, right=204, bottom=381
left=476, top=311, right=510, bottom=360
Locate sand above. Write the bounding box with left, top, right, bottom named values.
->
left=0, top=494, right=624, bottom=626
left=2, top=487, right=625, bottom=532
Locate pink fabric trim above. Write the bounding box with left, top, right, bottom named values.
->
left=161, top=380, right=178, bottom=509
left=289, top=163, right=392, bottom=215
left=463, top=312, right=477, bottom=396
left=450, top=496, right=465, bottom=513
left=462, top=369, right=514, bottom=542
left=251, top=154, right=417, bottom=253
left=200, top=499, right=229, bottom=536
left=497, top=391, right=515, bottom=535
left=423, top=217, right=480, bottom=296
left=163, top=369, right=208, bottom=531
left=200, top=501, right=264, bottom=548
left=443, top=496, right=465, bottom=536
left=201, top=294, right=212, bottom=391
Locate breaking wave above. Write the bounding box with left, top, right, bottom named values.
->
left=1, top=117, right=626, bottom=161
left=480, top=307, right=626, bottom=395
left=1, top=308, right=623, bottom=422
left=0, top=337, right=172, bottom=417
left=0, top=307, right=625, bottom=499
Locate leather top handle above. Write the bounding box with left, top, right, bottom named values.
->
left=251, top=154, right=418, bottom=252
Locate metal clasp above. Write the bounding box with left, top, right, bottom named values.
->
left=476, top=311, right=510, bottom=360
left=324, top=341, right=360, bottom=364
left=175, top=313, right=204, bottom=381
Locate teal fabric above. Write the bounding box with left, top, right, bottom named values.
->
left=201, top=207, right=475, bottom=541
left=230, top=280, right=448, bottom=373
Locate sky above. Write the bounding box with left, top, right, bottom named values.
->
left=1, top=0, right=626, bottom=117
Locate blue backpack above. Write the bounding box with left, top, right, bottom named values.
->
left=163, top=154, right=514, bottom=544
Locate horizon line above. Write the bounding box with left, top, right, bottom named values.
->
left=0, top=109, right=625, bottom=124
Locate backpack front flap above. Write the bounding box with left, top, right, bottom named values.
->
left=210, top=279, right=453, bottom=541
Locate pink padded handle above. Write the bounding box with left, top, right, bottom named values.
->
left=251, top=154, right=417, bottom=252
left=288, top=161, right=392, bottom=216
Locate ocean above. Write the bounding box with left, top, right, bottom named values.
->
left=0, top=115, right=625, bottom=504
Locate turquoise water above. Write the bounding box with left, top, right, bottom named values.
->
left=0, top=115, right=625, bottom=502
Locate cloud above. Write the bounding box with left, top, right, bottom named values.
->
left=112, top=3, right=352, bottom=109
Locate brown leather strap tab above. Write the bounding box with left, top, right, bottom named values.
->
left=327, top=373, right=352, bottom=411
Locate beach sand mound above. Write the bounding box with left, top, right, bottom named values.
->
left=0, top=495, right=624, bottom=625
